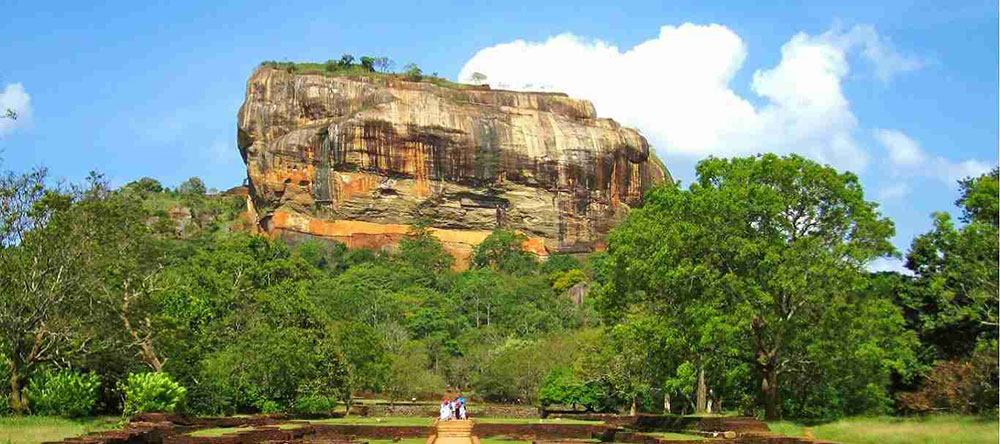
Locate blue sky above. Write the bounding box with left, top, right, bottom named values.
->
left=1, top=0, right=997, bottom=269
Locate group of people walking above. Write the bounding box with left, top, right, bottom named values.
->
left=439, top=396, right=467, bottom=420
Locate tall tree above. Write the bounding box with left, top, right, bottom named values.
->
left=902, top=168, right=999, bottom=359
left=0, top=171, right=127, bottom=411
left=604, top=154, right=910, bottom=419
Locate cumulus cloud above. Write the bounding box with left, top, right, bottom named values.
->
left=0, top=83, right=32, bottom=136
left=460, top=24, right=922, bottom=173
left=874, top=128, right=993, bottom=185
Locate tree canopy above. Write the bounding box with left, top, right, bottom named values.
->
left=601, top=154, right=915, bottom=420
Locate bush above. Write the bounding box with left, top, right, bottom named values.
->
left=121, top=372, right=187, bottom=416
left=899, top=341, right=999, bottom=415
left=27, top=370, right=101, bottom=417
left=293, top=395, right=338, bottom=413
left=403, top=63, right=423, bottom=82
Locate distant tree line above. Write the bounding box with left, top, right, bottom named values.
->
left=258, top=54, right=488, bottom=86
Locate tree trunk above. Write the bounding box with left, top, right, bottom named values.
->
left=696, top=368, right=707, bottom=413
left=344, top=396, right=354, bottom=417
left=630, top=396, right=637, bottom=416
left=663, top=393, right=671, bottom=414
left=761, top=365, right=780, bottom=420
left=9, top=367, right=28, bottom=413
left=139, top=341, right=164, bottom=372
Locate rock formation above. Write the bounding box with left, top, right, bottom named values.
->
left=237, top=66, right=670, bottom=267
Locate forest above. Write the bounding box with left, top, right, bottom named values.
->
left=0, top=154, right=996, bottom=423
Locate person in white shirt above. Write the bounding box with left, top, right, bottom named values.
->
left=440, top=398, right=452, bottom=421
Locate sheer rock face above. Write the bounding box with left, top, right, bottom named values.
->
left=237, top=67, right=670, bottom=267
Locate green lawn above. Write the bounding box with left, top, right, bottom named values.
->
left=474, top=418, right=603, bottom=425
left=301, top=416, right=434, bottom=426
left=478, top=438, right=532, bottom=444
left=0, top=416, right=119, bottom=444
left=768, top=415, right=998, bottom=444
left=365, top=438, right=532, bottom=444
left=367, top=439, right=427, bottom=444
left=186, top=423, right=303, bottom=437
left=187, top=425, right=255, bottom=437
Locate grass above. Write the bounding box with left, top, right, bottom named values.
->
left=478, top=439, right=532, bottom=444
left=187, top=425, right=256, bottom=437
left=365, top=439, right=532, bottom=444
left=648, top=432, right=704, bottom=441
left=301, top=416, right=434, bottom=426
left=186, top=423, right=303, bottom=437
left=0, top=416, right=119, bottom=444
left=474, top=417, right=604, bottom=425
left=367, top=439, right=427, bottom=444
left=767, top=415, right=999, bottom=444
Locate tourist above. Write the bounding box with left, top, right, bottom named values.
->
left=458, top=399, right=467, bottom=420
left=451, top=398, right=461, bottom=419
left=440, top=398, right=452, bottom=421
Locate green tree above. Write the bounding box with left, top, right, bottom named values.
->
left=360, top=56, right=376, bottom=72
left=125, top=177, right=164, bottom=194
left=539, top=366, right=613, bottom=412
left=604, top=154, right=911, bottom=420
left=902, top=168, right=999, bottom=359
left=176, top=177, right=206, bottom=195
left=335, top=322, right=390, bottom=414
left=403, top=63, right=422, bottom=81
left=471, top=228, right=537, bottom=274
left=541, top=254, right=582, bottom=274
left=398, top=224, right=454, bottom=273
left=0, top=170, right=135, bottom=412
left=384, top=341, right=445, bottom=406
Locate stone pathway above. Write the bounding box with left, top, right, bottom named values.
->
left=431, top=420, right=477, bottom=444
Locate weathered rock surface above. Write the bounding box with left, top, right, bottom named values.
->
left=237, top=67, right=670, bottom=266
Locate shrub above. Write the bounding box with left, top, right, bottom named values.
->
left=27, top=370, right=101, bottom=417
left=403, top=63, right=422, bottom=82
left=899, top=342, right=999, bottom=415
left=121, top=372, right=187, bottom=416
left=293, top=396, right=338, bottom=413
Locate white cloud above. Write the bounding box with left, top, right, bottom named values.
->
left=873, top=129, right=926, bottom=166
left=878, top=183, right=911, bottom=200
left=832, top=24, right=925, bottom=82
left=459, top=24, right=920, bottom=173
left=0, top=83, right=32, bottom=136
left=874, top=128, right=993, bottom=185
left=867, top=257, right=912, bottom=275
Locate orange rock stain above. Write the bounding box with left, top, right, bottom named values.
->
left=269, top=210, right=548, bottom=269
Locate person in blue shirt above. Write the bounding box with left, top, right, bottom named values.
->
left=457, top=395, right=467, bottom=419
